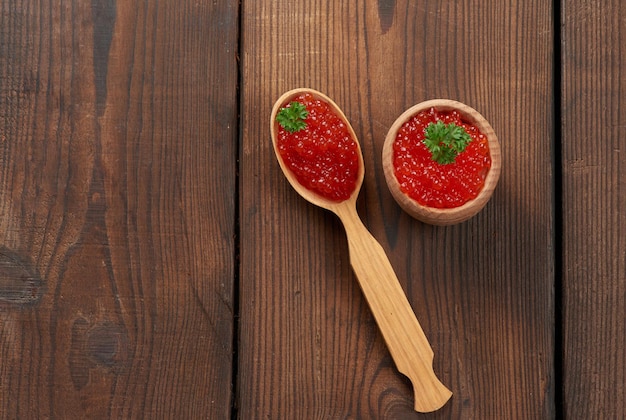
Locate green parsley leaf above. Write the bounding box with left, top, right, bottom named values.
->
left=276, top=101, right=309, bottom=133
left=423, top=121, right=472, bottom=164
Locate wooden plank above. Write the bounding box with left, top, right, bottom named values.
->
left=239, top=0, right=555, bottom=417
left=0, top=0, right=238, bottom=417
left=561, top=0, right=626, bottom=416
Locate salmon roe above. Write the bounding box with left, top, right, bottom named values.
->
left=393, top=108, right=491, bottom=208
left=276, top=93, right=360, bottom=202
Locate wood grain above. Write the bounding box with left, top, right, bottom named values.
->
left=239, top=0, right=554, bottom=417
left=0, top=0, right=238, bottom=418
left=561, top=0, right=626, bottom=417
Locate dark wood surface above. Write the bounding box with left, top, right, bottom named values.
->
left=0, top=0, right=623, bottom=418
left=0, top=0, right=237, bottom=418
left=239, top=0, right=555, bottom=419
left=561, top=0, right=626, bottom=417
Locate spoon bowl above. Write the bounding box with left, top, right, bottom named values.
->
left=271, top=88, right=452, bottom=412
left=270, top=88, right=365, bottom=211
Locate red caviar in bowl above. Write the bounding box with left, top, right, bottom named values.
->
left=275, top=93, right=360, bottom=202
left=392, top=108, right=492, bottom=208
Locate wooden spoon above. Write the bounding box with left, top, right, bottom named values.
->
left=270, top=88, right=452, bottom=412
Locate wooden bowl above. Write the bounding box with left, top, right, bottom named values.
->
left=382, top=99, right=501, bottom=226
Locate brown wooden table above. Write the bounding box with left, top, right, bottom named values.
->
left=1, top=0, right=624, bottom=418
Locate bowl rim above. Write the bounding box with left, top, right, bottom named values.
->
left=382, top=99, right=501, bottom=225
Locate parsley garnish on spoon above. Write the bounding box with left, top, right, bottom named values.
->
left=276, top=101, right=308, bottom=133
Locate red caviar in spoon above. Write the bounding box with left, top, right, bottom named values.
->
left=275, top=93, right=360, bottom=202
left=393, top=108, right=492, bottom=208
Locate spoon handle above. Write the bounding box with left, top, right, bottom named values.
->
left=336, top=205, right=452, bottom=412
